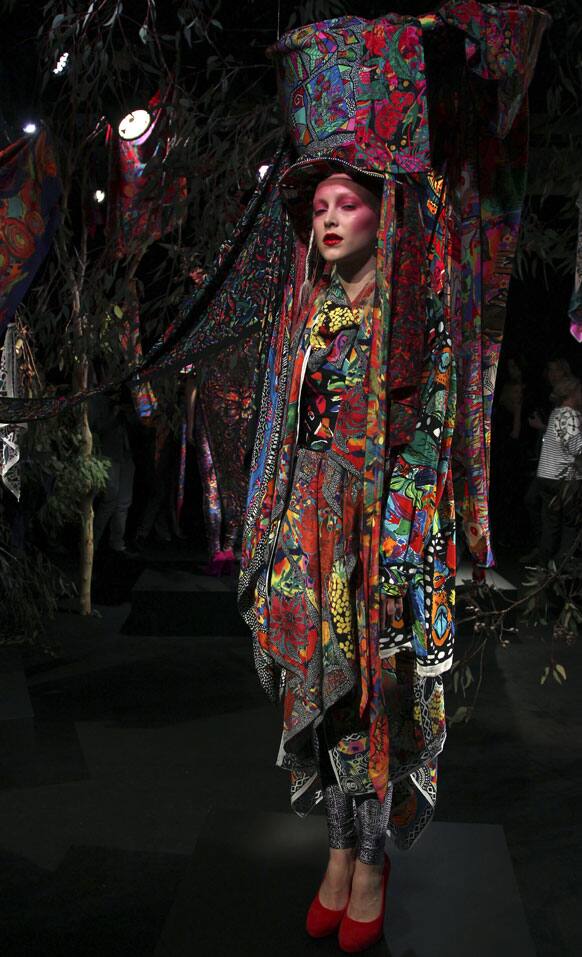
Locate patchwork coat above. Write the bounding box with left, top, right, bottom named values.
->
left=238, top=2, right=550, bottom=804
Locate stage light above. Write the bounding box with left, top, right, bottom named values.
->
left=118, top=109, right=152, bottom=140
left=258, top=164, right=270, bottom=181
left=23, top=123, right=37, bottom=134
left=94, top=189, right=106, bottom=204
left=53, top=52, right=70, bottom=75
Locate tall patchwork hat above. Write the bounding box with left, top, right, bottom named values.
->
left=269, top=12, right=433, bottom=236
left=270, top=14, right=432, bottom=174
left=269, top=2, right=551, bottom=238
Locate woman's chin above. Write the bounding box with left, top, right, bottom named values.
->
left=318, top=246, right=343, bottom=262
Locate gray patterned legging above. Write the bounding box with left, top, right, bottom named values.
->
left=323, top=784, right=392, bottom=865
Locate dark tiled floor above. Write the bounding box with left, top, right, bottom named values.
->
left=156, top=813, right=536, bottom=957
left=0, top=554, right=580, bottom=956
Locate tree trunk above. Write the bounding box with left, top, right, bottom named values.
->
left=57, top=157, right=95, bottom=617
left=66, top=215, right=93, bottom=616
left=78, top=392, right=94, bottom=616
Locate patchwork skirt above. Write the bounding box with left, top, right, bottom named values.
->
left=268, top=447, right=447, bottom=849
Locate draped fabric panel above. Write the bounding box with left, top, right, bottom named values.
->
left=0, top=129, right=61, bottom=337
left=0, top=144, right=294, bottom=422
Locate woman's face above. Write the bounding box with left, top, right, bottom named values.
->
left=312, top=173, right=380, bottom=268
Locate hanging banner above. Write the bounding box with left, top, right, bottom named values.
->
left=569, top=189, right=582, bottom=343
left=0, top=128, right=61, bottom=337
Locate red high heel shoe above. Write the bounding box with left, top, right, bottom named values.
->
left=338, top=854, right=391, bottom=953
left=306, top=888, right=350, bottom=939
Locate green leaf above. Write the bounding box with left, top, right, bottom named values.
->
left=461, top=666, right=473, bottom=693
left=448, top=706, right=469, bottom=726
left=103, top=2, right=123, bottom=28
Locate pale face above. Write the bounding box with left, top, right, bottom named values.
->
left=312, top=174, right=380, bottom=269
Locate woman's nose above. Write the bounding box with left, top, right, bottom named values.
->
left=324, top=209, right=338, bottom=227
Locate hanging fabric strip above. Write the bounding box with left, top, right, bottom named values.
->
left=0, top=324, right=25, bottom=498
left=105, top=89, right=187, bottom=259
left=569, top=189, right=582, bottom=343
left=0, top=140, right=292, bottom=423
left=0, top=128, right=61, bottom=338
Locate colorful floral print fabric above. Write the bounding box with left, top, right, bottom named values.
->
left=106, top=90, right=187, bottom=259
left=269, top=446, right=446, bottom=848
left=193, top=404, right=223, bottom=556
left=270, top=15, right=430, bottom=176
left=299, top=278, right=373, bottom=450
left=0, top=129, right=61, bottom=337
left=354, top=20, right=430, bottom=174
left=196, top=339, right=256, bottom=549
left=265, top=279, right=448, bottom=844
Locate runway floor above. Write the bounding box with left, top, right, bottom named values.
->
left=0, top=544, right=580, bottom=956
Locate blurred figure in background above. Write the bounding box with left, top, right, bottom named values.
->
left=522, top=357, right=575, bottom=562
left=535, top=375, right=582, bottom=566
left=90, top=390, right=135, bottom=555
left=527, top=358, right=573, bottom=435
left=134, top=391, right=180, bottom=548
left=490, top=356, right=528, bottom=548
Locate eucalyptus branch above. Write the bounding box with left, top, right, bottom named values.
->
left=456, top=529, right=582, bottom=630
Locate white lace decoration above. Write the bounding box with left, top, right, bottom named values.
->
left=0, top=324, right=25, bottom=500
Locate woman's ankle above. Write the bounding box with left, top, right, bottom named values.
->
left=327, top=847, right=356, bottom=877
left=352, top=858, right=384, bottom=885
left=329, top=846, right=356, bottom=863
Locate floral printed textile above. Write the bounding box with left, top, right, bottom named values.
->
left=0, top=129, right=61, bottom=337
left=299, top=277, right=373, bottom=450
left=354, top=21, right=430, bottom=174
left=196, top=339, right=256, bottom=547
left=270, top=16, right=430, bottom=176
left=106, top=90, right=187, bottom=259
left=272, top=450, right=447, bottom=850
left=266, top=281, right=448, bottom=844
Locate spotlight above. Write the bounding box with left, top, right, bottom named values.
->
left=23, top=123, right=37, bottom=134
left=94, top=189, right=106, bottom=204
left=52, top=52, right=70, bottom=75
left=258, top=164, right=270, bottom=181
left=118, top=109, right=152, bottom=141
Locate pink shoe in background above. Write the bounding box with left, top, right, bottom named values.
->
left=204, top=548, right=236, bottom=576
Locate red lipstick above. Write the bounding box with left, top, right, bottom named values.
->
left=323, top=233, right=342, bottom=246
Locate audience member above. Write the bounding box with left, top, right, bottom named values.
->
left=521, top=357, right=574, bottom=561
left=134, top=413, right=176, bottom=548
left=90, top=391, right=136, bottom=555
left=534, top=375, right=582, bottom=566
